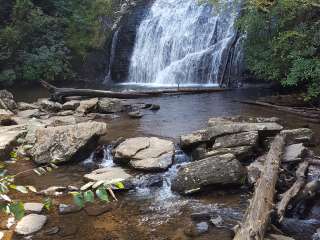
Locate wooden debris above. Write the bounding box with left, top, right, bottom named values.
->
left=277, top=161, right=309, bottom=222
left=233, top=134, right=286, bottom=240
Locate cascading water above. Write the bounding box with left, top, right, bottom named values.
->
left=127, top=0, right=242, bottom=86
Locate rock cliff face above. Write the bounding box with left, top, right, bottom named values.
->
left=110, top=0, right=154, bottom=82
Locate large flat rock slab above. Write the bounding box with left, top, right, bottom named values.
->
left=114, top=137, right=175, bottom=171
left=180, top=122, right=283, bottom=149
left=212, top=131, right=259, bottom=149
left=171, top=154, right=245, bottom=194
left=0, top=125, right=26, bottom=159
left=29, top=121, right=107, bottom=164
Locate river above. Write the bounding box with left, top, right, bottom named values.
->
left=9, top=85, right=320, bottom=240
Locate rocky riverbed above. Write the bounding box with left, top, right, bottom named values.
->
left=1, top=89, right=320, bottom=240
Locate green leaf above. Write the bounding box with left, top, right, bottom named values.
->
left=96, top=187, right=109, bottom=202
left=83, top=190, right=94, bottom=203
left=26, top=185, right=37, bottom=193
left=45, top=166, right=52, bottom=172
left=0, top=194, right=12, bottom=202
left=43, top=197, right=53, bottom=211
left=0, top=162, right=5, bottom=169
left=9, top=151, right=17, bottom=159
left=72, top=192, right=84, bottom=208
left=114, top=182, right=125, bottom=189
left=9, top=202, right=24, bottom=220
left=13, top=185, right=28, bottom=194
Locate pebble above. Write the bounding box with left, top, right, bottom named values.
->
left=24, top=203, right=44, bottom=213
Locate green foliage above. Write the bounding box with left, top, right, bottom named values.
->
left=0, top=152, right=58, bottom=219
left=0, top=0, right=117, bottom=86
left=238, top=0, right=320, bottom=101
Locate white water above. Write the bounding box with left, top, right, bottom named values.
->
left=128, top=0, right=241, bottom=86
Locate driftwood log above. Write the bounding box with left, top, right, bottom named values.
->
left=40, top=80, right=227, bottom=102
left=277, top=161, right=309, bottom=222
left=233, top=134, right=286, bottom=240
left=239, top=100, right=320, bottom=124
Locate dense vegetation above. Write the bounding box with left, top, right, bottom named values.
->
left=237, top=0, right=320, bottom=102
left=0, top=0, right=118, bottom=86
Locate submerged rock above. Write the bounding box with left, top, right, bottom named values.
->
left=128, top=111, right=143, bottom=118
left=114, top=137, right=175, bottom=171
left=171, top=153, right=245, bottom=194
left=28, top=121, right=107, bottom=164
left=15, top=214, right=47, bottom=235
left=59, top=204, right=82, bottom=215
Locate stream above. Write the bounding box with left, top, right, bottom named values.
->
left=10, top=86, right=320, bottom=240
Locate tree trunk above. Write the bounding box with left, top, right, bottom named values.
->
left=233, top=134, right=286, bottom=240
left=40, top=80, right=227, bottom=102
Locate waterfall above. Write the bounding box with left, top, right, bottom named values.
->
left=104, top=29, right=120, bottom=84
left=127, top=0, right=241, bottom=86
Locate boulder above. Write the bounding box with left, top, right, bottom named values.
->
left=181, top=122, right=283, bottom=149
left=15, top=214, right=47, bottom=235
left=17, top=102, right=38, bottom=111
left=171, top=153, right=245, bottom=194
left=0, top=90, right=17, bottom=111
left=76, top=98, right=98, bottom=114
left=0, top=125, right=26, bottom=159
left=0, top=109, right=14, bottom=124
left=39, top=99, right=62, bottom=112
left=97, top=98, right=124, bottom=113
left=28, top=121, right=107, bottom=164
left=197, top=146, right=253, bottom=161
left=180, top=129, right=209, bottom=149
left=17, top=109, right=40, bottom=119
left=62, top=100, right=80, bottom=111
left=283, top=143, right=307, bottom=163
left=281, top=128, right=313, bottom=145
left=114, top=137, right=175, bottom=171
left=207, top=122, right=283, bottom=139
left=212, top=131, right=259, bottom=149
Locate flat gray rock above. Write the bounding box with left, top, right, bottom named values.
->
left=283, top=143, right=307, bottom=162
left=212, top=131, right=259, bottom=149
left=24, top=203, right=44, bottom=213
left=84, top=167, right=132, bottom=183
left=15, top=214, right=47, bottom=235
left=114, top=137, right=175, bottom=171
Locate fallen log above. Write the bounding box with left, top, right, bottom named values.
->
left=239, top=100, right=320, bottom=123
left=277, top=161, right=309, bottom=222
left=233, top=134, right=286, bottom=240
left=40, top=80, right=228, bottom=102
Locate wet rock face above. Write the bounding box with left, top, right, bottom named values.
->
left=114, top=137, right=175, bottom=171
left=171, top=153, right=245, bottom=194
left=111, top=0, right=153, bottom=82
left=28, top=121, right=107, bottom=164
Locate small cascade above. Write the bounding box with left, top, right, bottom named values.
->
left=104, top=29, right=120, bottom=84
left=127, top=0, right=242, bottom=86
